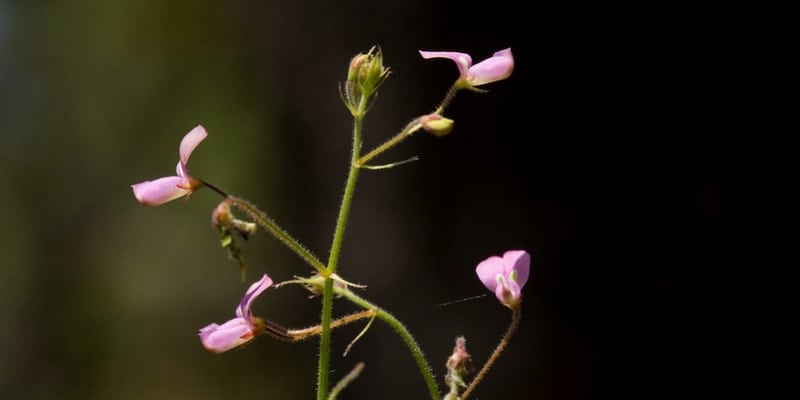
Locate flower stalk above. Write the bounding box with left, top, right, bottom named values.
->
left=226, top=196, right=327, bottom=274
left=460, top=305, right=522, bottom=400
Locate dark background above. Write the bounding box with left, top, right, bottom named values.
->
left=1, top=1, right=739, bottom=399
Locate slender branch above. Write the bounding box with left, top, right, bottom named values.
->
left=336, top=287, right=442, bottom=400
left=357, top=118, right=423, bottom=166
left=199, top=178, right=229, bottom=198
left=460, top=305, right=522, bottom=400
left=357, top=82, right=461, bottom=166
left=288, top=309, right=377, bottom=341
left=433, top=84, right=460, bottom=115
left=226, top=196, right=327, bottom=273
left=328, top=362, right=366, bottom=400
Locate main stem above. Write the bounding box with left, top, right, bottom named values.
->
left=317, top=96, right=367, bottom=400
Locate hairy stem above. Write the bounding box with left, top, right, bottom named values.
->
left=357, top=82, right=461, bottom=166
left=318, top=93, right=368, bottom=399
left=336, top=287, right=442, bottom=400
left=460, top=305, right=522, bottom=400
left=357, top=118, right=423, bottom=166
left=226, top=196, right=327, bottom=273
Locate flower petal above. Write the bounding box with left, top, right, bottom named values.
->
left=131, top=176, right=190, bottom=206
left=235, top=274, right=273, bottom=321
left=475, top=255, right=505, bottom=293
left=178, top=125, right=208, bottom=166
left=419, top=50, right=472, bottom=79
left=198, top=318, right=253, bottom=353
left=502, top=249, right=530, bottom=289
left=467, top=48, right=514, bottom=86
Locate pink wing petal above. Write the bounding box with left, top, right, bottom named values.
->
left=467, top=48, right=514, bottom=86
left=178, top=125, right=208, bottom=166
left=419, top=50, right=473, bottom=79
left=503, top=250, right=530, bottom=288
left=198, top=318, right=252, bottom=353
left=475, top=255, right=505, bottom=292
left=131, top=176, right=189, bottom=206
left=236, top=274, right=273, bottom=321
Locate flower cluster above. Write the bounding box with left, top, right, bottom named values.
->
left=132, top=47, right=526, bottom=399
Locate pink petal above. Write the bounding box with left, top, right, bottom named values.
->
left=419, top=50, right=473, bottom=79
left=131, top=176, right=190, bottom=206
left=235, top=274, right=273, bottom=321
left=475, top=255, right=506, bottom=293
left=467, top=48, right=514, bottom=86
left=198, top=318, right=253, bottom=353
left=502, top=249, right=530, bottom=289
left=178, top=125, right=208, bottom=166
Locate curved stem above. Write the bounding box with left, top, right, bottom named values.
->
left=459, top=305, right=522, bottom=400
left=226, top=196, right=327, bottom=274
left=336, top=287, right=442, bottom=400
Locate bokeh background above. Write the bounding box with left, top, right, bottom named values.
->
left=1, top=1, right=739, bottom=399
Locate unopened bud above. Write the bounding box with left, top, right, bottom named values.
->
left=346, top=46, right=390, bottom=97
left=212, top=200, right=256, bottom=239
left=212, top=200, right=232, bottom=227
left=347, top=54, right=370, bottom=83
left=421, top=114, right=455, bottom=137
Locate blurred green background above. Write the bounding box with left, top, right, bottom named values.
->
left=1, top=1, right=738, bottom=399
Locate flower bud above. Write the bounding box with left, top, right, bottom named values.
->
left=420, top=114, right=455, bottom=137
left=211, top=200, right=232, bottom=227
left=347, top=53, right=370, bottom=83
left=343, top=46, right=391, bottom=109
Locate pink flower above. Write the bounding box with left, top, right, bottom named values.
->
left=475, top=250, right=530, bottom=308
left=199, top=274, right=272, bottom=353
left=419, top=48, right=514, bottom=88
left=131, top=125, right=207, bottom=206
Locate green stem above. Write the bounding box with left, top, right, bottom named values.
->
left=227, top=196, right=326, bottom=273
left=317, top=277, right=334, bottom=400
left=357, top=118, right=423, bottom=166
left=433, top=84, right=460, bottom=115
left=336, top=287, right=442, bottom=400
left=317, top=95, right=368, bottom=400
left=357, top=82, right=461, bottom=166
left=328, top=362, right=365, bottom=400
left=459, top=305, right=522, bottom=400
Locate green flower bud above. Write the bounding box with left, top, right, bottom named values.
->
left=342, top=46, right=391, bottom=113
left=421, top=114, right=455, bottom=137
